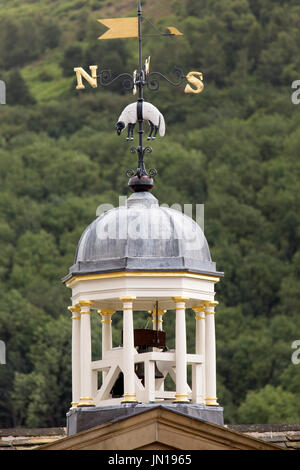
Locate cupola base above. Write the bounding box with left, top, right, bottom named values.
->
left=66, top=403, right=224, bottom=436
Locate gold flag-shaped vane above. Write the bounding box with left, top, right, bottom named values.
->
left=97, top=17, right=183, bottom=40
left=97, top=18, right=138, bottom=40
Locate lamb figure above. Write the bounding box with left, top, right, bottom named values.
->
left=116, top=101, right=166, bottom=141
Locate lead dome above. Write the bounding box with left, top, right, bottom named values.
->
left=63, top=191, right=219, bottom=282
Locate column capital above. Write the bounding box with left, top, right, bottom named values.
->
left=203, top=300, right=218, bottom=308
left=78, top=300, right=94, bottom=308
left=68, top=305, right=81, bottom=320
left=68, top=305, right=81, bottom=313
left=172, top=296, right=189, bottom=303
left=192, top=305, right=206, bottom=313
left=98, top=309, right=115, bottom=316
left=119, top=296, right=136, bottom=302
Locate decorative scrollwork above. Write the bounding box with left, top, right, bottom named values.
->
left=126, top=169, right=135, bottom=177
left=149, top=168, right=158, bottom=177
left=130, top=146, right=153, bottom=158
left=98, top=70, right=134, bottom=90
left=146, top=66, right=186, bottom=91
left=143, top=146, right=153, bottom=156
left=147, top=76, right=160, bottom=91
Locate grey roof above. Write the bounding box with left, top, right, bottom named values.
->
left=63, top=192, right=222, bottom=281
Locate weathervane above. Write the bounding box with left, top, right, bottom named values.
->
left=74, top=1, right=204, bottom=191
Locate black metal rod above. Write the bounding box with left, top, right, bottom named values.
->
left=137, top=1, right=144, bottom=173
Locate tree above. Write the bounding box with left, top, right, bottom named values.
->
left=6, top=69, right=35, bottom=105
left=237, top=385, right=300, bottom=424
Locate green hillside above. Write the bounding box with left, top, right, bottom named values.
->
left=0, top=0, right=300, bottom=427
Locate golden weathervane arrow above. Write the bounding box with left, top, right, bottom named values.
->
left=97, top=17, right=183, bottom=40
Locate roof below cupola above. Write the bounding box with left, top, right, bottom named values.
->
left=63, top=192, right=222, bottom=282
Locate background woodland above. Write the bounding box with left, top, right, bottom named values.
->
left=0, top=0, right=300, bottom=427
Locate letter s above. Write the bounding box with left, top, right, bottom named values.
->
left=184, top=71, right=204, bottom=94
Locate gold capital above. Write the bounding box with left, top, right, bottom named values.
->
left=78, top=300, right=94, bottom=308
left=172, top=296, right=189, bottom=303
left=120, top=296, right=136, bottom=302
left=203, top=301, right=219, bottom=308
left=68, top=305, right=81, bottom=313
left=98, top=309, right=115, bottom=316
left=192, top=305, right=206, bottom=313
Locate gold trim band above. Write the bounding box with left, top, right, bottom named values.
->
left=66, top=271, right=221, bottom=287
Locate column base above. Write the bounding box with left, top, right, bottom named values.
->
left=70, top=401, right=79, bottom=410
left=121, top=394, right=138, bottom=403
left=205, top=397, right=219, bottom=406
left=78, top=397, right=95, bottom=407
left=173, top=394, right=190, bottom=403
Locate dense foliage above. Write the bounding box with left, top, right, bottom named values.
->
left=0, top=0, right=299, bottom=427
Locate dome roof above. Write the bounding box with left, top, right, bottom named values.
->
left=64, top=192, right=219, bottom=280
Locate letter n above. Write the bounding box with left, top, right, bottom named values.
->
left=74, top=65, right=98, bottom=90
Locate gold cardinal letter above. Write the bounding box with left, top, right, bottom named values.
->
left=74, top=65, right=98, bottom=90
left=184, top=71, right=204, bottom=94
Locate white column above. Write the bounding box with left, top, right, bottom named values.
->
left=68, top=305, right=81, bottom=409
left=204, top=301, right=219, bottom=406
left=78, top=300, right=95, bottom=407
left=98, top=309, right=115, bottom=382
left=120, top=296, right=137, bottom=403
left=152, top=308, right=166, bottom=395
left=172, top=297, right=189, bottom=403
left=98, top=309, right=115, bottom=357
left=192, top=305, right=206, bottom=404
